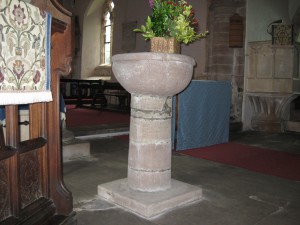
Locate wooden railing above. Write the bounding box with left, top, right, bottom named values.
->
left=60, top=78, right=130, bottom=112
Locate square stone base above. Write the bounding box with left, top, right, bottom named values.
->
left=98, top=178, right=202, bottom=219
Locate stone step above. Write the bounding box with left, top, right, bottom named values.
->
left=68, top=123, right=129, bottom=138
left=63, top=138, right=90, bottom=162
left=284, top=121, right=300, bottom=132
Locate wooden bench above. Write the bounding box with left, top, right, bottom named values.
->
left=60, top=78, right=130, bottom=112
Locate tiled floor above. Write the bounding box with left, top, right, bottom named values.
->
left=63, top=130, right=300, bottom=225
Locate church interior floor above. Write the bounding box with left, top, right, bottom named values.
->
left=63, top=130, right=300, bottom=225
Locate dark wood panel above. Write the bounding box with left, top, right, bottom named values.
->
left=19, top=150, right=42, bottom=209
left=0, top=160, right=11, bottom=221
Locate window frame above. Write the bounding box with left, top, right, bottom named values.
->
left=101, top=0, right=114, bottom=65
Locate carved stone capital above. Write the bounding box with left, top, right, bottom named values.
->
left=247, top=92, right=298, bottom=132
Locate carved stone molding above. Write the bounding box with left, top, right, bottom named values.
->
left=247, top=93, right=298, bottom=132
left=246, top=41, right=296, bottom=93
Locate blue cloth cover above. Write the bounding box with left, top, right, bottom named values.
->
left=172, top=80, right=231, bottom=150
left=0, top=107, right=4, bottom=121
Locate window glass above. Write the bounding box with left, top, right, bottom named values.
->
left=105, top=26, right=111, bottom=42
left=105, top=44, right=111, bottom=64
left=105, top=13, right=110, bottom=26
left=102, top=0, right=114, bottom=65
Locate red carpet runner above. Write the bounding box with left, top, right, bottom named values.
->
left=180, top=143, right=300, bottom=181
left=65, top=107, right=299, bottom=181
left=65, top=105, right=130, bottom=127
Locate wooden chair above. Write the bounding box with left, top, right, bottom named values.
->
left=0, top=1, right=75, bottom=224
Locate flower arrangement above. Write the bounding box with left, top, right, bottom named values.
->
left=134, top=0, right=208, bottom=44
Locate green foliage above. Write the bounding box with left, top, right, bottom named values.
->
left=134, top=17, right=155, bottom=39
left=134, top=0, right=208, bottom=45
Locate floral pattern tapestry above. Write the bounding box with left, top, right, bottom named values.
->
left=0, top=0, right=52, bottom=105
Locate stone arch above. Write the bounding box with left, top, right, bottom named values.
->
left=80, top=0, right=105, bottom=79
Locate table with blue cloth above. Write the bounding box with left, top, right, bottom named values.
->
left=172, top=80, right=231, bottom=151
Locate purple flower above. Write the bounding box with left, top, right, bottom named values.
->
left=149, top=0, right=154, bottom=8
left=12, top=4, right=26, bottom=25
left=33, top=70, right=41, bottom=84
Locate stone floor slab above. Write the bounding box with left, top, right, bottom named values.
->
left=63, top=138, right=90, bottom=162
left=97, top=178, right=202, bottom=219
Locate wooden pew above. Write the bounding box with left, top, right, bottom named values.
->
left=0, top=1, right=76, bottom=224
left=60, top=78, right=130, bottom=112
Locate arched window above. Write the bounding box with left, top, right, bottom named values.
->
left=101, top=0, right=114, bottom=65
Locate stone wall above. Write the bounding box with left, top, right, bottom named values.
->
left=246, top=41, right=297, bottom=93
left=207, top=0, right=246, bottom=126
left=245, top=41, right=300, bottom=132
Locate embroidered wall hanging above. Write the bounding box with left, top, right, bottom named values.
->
left=0, top=0, right=52, bottom=105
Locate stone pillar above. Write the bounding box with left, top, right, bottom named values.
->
left=207, top=0, right=246, bottom=128
left=128, top=94, right=172, bottom=192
